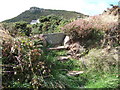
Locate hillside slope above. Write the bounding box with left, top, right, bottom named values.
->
left=3, top=7, right=87, bottom=23
left=63, top=5, right=119, bottom=32
left=84, top=5, right=118, bottom=23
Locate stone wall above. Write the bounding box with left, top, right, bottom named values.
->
left=43, top=33, right=66, bottom=45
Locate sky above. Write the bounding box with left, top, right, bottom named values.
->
left=0, top=0, right=119, bottom=22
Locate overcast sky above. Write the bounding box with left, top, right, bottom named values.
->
left=0, top=0, right=118, bottom=22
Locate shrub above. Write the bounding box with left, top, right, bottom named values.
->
left=37, top=15, right=70, bottom=34
left=13, top=21, right=32, bottom=36
left=2, top=36, right=51, bottom=89
left=79, top=48, right=118, bottom=73
left=62, top=15, right=119, bottom=47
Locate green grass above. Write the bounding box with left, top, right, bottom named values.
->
left=85, top=73, right=119, bottom=88
left=42, top=50, right=86, bottom=88
left=42, top=49, right=119, bottom=89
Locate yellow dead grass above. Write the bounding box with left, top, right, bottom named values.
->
left=0, top=29, right=12, bottom=41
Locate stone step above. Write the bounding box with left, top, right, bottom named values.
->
left=48, top=46, right=67, bottom=50
left=57, top=56, right=71, bottom=61
left=67, top=71, right=84, bottom=76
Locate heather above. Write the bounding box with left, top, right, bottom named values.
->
left=62, top=14, right=119, bottom=41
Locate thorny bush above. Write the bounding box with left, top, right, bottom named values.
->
left=2, top=36, right=50, bottom=89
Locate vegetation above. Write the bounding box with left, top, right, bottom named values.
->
left=1, top=15, right=70, bottom=37
left=32, top=15, right=70, bottom=34
left=62, top=15, right=119, bottom=47
left=1, top=5, right=119, bottom=89
left=2, top=39, right=119, bottom=89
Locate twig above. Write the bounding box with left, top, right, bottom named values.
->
left=15, top=54, right=23, bottom=72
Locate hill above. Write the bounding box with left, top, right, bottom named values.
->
left=3, top=7, right=87, bottom=23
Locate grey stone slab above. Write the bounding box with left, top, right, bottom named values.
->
left=43, top=33, right=66, bottom=45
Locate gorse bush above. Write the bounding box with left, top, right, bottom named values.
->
left=13, top=21, right=32, bottom=36
left=2, top=38, right=86, bottom=89
left=2, top=36, right=51, bottom=89
left=36, top=15, right=70, bottom=34
left=2, top=22, right=32, bottom=37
